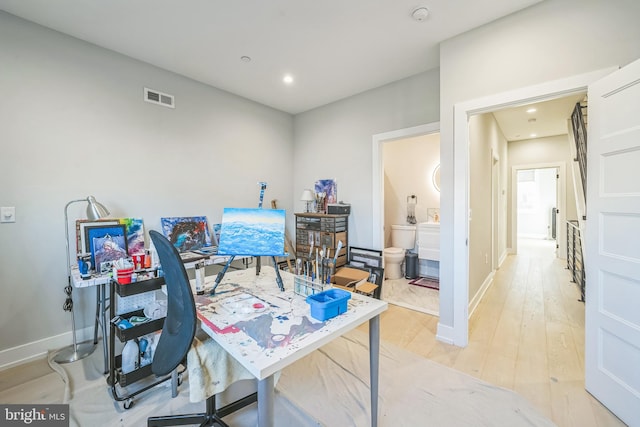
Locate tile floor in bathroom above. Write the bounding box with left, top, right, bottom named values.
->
left=382, top=274, right=439, bottom=316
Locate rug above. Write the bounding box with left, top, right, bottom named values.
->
left=409, top=276, right=440, bottom=290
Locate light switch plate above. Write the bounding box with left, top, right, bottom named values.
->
left=1, top=207, right=16, bottom=223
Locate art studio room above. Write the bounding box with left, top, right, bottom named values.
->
left=1, top=1, right=640, bottom=426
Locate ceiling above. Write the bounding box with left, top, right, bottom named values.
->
left=492, top=93, right=586, bottom=142
left=0, top=0, right=541, bottom=114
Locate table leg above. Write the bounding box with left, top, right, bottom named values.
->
left=257, top=375, right=274, bottom=427
left=100, top=284, right=109, bottom=374
left=369, top=315, right=380, bottom=427
left=94, top=286, right=101, bottom=345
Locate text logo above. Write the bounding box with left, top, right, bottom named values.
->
left=1, top=405, right=69, bottom=426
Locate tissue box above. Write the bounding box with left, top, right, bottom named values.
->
left=306, top=288, right=351, bottom=321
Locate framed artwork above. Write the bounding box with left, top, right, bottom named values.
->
left=348, top=246, right=383, bottom=269
left=76, top=219, right=119, bottom=254
left=77, top=218, right=145, bottom=256
left=161, top=216, right=212, bottom=252
left=217, top=208, right=285, bottom=256
left=86, top=224, right=128, bottom=268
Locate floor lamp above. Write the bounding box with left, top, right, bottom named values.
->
left=54, top=196, right=110, bottom=364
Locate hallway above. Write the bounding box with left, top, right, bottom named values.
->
left=362, top=238, right=624, bottom=426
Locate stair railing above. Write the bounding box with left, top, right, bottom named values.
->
left=566, top=220, right=585, bottom=302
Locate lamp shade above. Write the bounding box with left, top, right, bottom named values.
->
left=86, top=196, right=110, bottom=220
left=300, top=189, right=314, bottom=202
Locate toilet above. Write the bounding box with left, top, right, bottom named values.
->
left=383, top=225, right=416, bottom=280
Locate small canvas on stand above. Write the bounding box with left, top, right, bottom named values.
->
left=217, top=208, right=286, bottom=257
left=212, top=208, right=287, bottom=294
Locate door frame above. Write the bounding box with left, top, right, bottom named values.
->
left=511, top=163, right=565, bottom=256
left=447, top=67, right=616, bottom=346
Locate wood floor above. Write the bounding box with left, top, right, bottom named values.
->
left=0, top=239, right=625, bottom=426
left=358, top=239, right=624, bottom=427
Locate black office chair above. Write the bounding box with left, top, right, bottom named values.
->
left=147, top=230, right=256, bottom=427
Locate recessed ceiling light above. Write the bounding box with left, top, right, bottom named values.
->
left=283, top=74, right=294, bottom=85
left=240, top=56, right=251, bottom=63
left=526, top=107, right=537, bottom=113
left=530, top=133, right=537, bottom=138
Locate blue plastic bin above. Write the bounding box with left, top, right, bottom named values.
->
left=306, top=288, right=351, bottom=321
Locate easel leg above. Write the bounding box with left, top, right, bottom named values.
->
left=271, top=257, right=285, bottom=291
left=210, top=255, right=235, bottom=295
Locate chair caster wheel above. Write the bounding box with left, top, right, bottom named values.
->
left=124, top=398, right=134, bottom=410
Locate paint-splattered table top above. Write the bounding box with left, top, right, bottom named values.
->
left=194, top=266, right=387, bottom=379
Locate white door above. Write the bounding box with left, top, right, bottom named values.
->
left=585, top=58, right=640, bottom=426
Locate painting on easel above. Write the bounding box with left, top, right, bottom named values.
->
left=217, top=208, right=285, bottom=256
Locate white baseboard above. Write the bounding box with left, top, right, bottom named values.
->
left=499, top=250, right=508, bottom=268
left=468, top=271, right=495, bottom=319
left=0, top=326, right=95, bottom=371
left=435, top=322, right=455, bottom=345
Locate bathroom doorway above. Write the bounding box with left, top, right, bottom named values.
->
left=372, top=122, right=440, bottom=315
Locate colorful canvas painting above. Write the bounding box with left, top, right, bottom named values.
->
left=161, top=216, right=212, bottom=252
left=118, top=217, right=145, bottom=255
left=86, top=224, right=128, bottom=268
left=217, top=208, right=285, bottom=256
left=315, top=179, right=337, bottom=212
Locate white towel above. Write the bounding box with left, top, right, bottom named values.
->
left=187, top=337, right=256, bottom=403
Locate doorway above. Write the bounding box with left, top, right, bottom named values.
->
left=445, top=68, right=614, bottom=346
left=516, top=166, right=559, bottom=258
left=371, top=122, right=440, bottom=315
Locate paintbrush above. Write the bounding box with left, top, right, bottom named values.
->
left=334, top=240, right=343, bottom=263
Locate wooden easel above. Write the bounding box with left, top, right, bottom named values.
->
left=271, top=199, right=295, bottom=271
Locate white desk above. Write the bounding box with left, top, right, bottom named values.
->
left=70, top=267, right=111, bottom=373
left=194, top=266, right=388, bottom=427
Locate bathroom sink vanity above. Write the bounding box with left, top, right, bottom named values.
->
left=417, top=222, right=440, bottom=278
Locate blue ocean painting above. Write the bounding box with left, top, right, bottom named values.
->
left=217, top=208, right=286, bottom=256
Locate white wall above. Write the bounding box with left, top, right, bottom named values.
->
left=0, top=12, right=293, bottom=361
left=383, top=133, right=440, bottom=247
left=439, top=0, right=640, bottom=343
left=293, top=70, right=440, bottom=249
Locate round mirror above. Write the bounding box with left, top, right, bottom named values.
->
left=432, top=164, right=441, bottom=192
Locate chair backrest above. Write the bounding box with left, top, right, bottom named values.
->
left=149, top=230, right=197, bottom=377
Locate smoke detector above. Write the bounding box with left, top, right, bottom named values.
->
left=411, top=7, right=429, bottom=22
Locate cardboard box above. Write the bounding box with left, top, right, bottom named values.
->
left=332, top=267, right=370, bottom=287
left=355, top=281, right=378, bottom=296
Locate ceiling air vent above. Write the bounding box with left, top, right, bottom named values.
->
left=144, top=87, right=175, bottom=108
